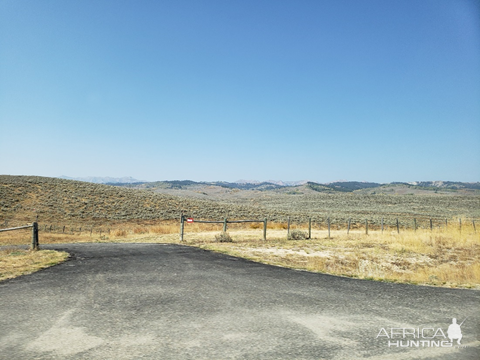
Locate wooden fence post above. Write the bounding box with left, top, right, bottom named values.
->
left=365, top=219, right=368, bottom=235
left=396, top=218, right=399, bottom=234
left=473, top=220, right=476, bottom=233
left=414, top=218, right=417, bottom=232
left=31, top=222, right=39, bottom=250
left=445, top=218, right=448, bottom=228
left=347, top=218, right=351, bottom=235
left=459, top=218, right=462, bottom=233
left=381, top=217, right=384, bottom=233
left=430, top=218, right=433, bottom=231
left=263, top=218, right=267, bottom=241
left=223, top=217, right=227, bottom=233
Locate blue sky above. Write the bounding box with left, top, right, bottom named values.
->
left=1, top=0, right=479, bottom=183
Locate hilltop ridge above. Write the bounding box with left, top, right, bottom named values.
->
left=1, top=176, right=478, bottom=229
left=55, top=176, right=480, bottom=194
left=111, top=179, right=480, bottom=195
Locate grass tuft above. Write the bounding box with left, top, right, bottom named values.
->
left=215, top=232, right=233, bottom=243
left=288, top=230, right=308, bottom=240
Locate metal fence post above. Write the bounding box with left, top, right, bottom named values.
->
left=327, top=217, right=331, bottom=239
left=287, top=217, right=290, bottom=239
left=180, top=214, right=184, bottom=242
left=308, top=217, right=312, bottom=239
left=263, top=218, right=267, bottom=241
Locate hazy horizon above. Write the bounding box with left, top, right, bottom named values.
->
left=2, top=174, right=476, bottom=186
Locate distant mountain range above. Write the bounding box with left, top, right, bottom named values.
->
left=57, top=177, right=480, bottom=193
left=59, top=176, right=146, bottom=184
left=236, top=179, right=309, bottom=186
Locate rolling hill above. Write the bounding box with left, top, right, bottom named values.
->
left=1, top=176, right=479, bottom=229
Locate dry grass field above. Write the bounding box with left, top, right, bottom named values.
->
left=156, top=221, right=480, bottom=289
left=1, top=219, right=478, bottom=288
left=197, top=227, right=480, bottom=289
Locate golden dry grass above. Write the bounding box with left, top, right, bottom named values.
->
left=184, top=223, right=480, bottom=289
left=0, top=249, right=69, bottom=281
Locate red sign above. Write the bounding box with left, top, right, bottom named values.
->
left=187, top=218, right=194, bottom=223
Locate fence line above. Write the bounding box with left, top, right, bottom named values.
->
left=1, top=215, right=478, bottom=245
left=178, top=214, right=478, bottom=242
left=0, top=224, right=33, bottom=232
left=0, top=222, right=38, bottom=250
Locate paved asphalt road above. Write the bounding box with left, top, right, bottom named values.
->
left=0, top=243, right=478, bottom=360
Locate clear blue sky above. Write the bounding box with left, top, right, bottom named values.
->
left=1, top=0, right=479, bottom=183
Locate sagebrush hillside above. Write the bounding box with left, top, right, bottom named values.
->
left=1, top=176, right=479, bottom=229
left=0, top=176, right=256, bottom=225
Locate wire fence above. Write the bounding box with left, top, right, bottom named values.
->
left=0, top=215, right=478, bottom=247
left=179, top=215, right=478, bottom=241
